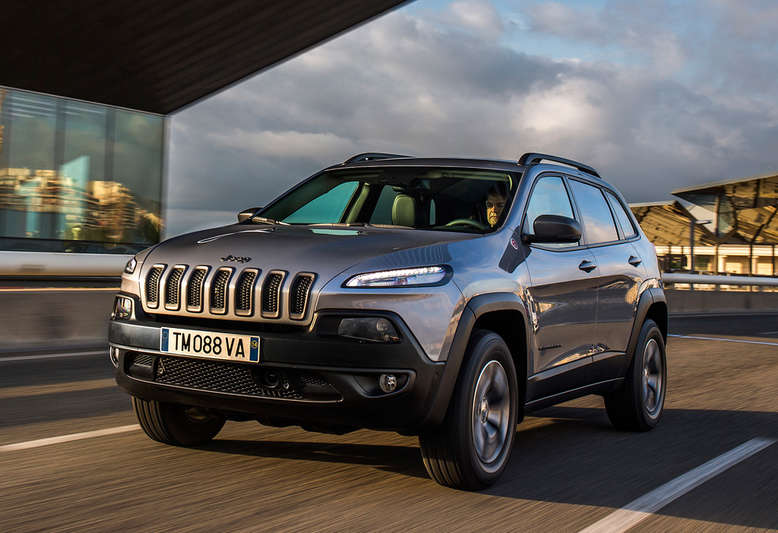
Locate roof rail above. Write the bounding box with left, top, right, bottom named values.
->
left=343, top=152, right=410, bottom=165
left=518, top=152, right=600, bottom=178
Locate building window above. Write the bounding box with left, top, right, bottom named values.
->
left=0, top=87, right=164, bottom=253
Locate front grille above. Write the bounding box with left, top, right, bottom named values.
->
left=154, top=357, right=306, bottom=399
left=235, top=269, right=259, bottom=315
left=143, top=265, right=314, bottom=322
left=289, top=274, right=315, bottom=319
left=164, top=266, right=186, bottom=309
left=126, top=353, right=340, bottom=401
left=210, top=268, right=233, bottom=313
left=186, top=267, right=208, bottom=311
left=261, top=272, right=285, bottom=317
left=145, top=266, right=165, bottom=307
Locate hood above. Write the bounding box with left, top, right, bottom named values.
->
left=143, top=223, right=476, bottom=283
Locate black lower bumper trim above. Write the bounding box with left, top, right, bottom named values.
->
left=110, top=316, right=447, bottom=433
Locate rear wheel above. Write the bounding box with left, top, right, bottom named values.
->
left=604, top=319, right=666, bottom=431
left=132, top=396, right=225, bottom=446
left=419, top=330, right=518, bottom=490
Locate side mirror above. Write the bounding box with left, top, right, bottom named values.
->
left=525, top=214, right=581, bottom=244
left=238, top=206, right=263, bottom=223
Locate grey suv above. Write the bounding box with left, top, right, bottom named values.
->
left=110, top=152, right=668, bottom=490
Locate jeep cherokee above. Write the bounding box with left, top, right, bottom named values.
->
left=109, top=152, right=668, bottom=490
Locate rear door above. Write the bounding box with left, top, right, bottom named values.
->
left=567, top=179, right=643, bottom=380
left=522, top=175, right=599, bottom=401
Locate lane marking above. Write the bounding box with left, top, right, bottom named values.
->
left=578, top=437, right=776, bottom=533
left=760, top=330, right=778, bottom=335
left=0, top=425, right=140, bottom=452
left=669, top=334, right=778, bottom=347
left=0, top=350, right=106, bottom=363
left=0, top=378, right=116, bottom=399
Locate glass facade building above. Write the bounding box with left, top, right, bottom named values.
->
left=0, top=87, right=164, bottom=254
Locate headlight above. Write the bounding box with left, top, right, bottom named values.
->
left=124, top=257, right=137, bottom=274
left=344, top=266, right=450, bottom=288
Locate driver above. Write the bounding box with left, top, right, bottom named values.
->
left=485, top=184, right=508, bottom=227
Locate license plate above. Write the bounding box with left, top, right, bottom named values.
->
left=160, top=327, right=260, bottom=363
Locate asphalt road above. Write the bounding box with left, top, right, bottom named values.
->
left=1, top=315, right=776, bottom=532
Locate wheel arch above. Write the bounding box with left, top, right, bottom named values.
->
left=627, top=287, right=667, bottom=359
left=422, top=292, right=530, bottom=426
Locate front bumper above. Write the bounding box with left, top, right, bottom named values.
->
left=109, top=311, right=447, bottom=433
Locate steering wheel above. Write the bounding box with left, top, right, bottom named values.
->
left=443, top=218, right=489, bottom=231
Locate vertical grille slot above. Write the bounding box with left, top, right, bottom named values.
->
left=261, top=271, right=285, bottom=318
left=145, top=265, right=165, bottom=308
left=186, top=266, right=209, bottom=312
left=210, top=268, right=233, bottom=314
left=289, top=273, right=315, bottom=320
left=164, top=266, right=187, bottom=310
left=235, top=269, right=259, bottom=315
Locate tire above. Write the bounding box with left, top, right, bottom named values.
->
left=419, top=330, right=518, bottom=490
left=604, top=319, right=667, bottom=431
left=132, top=396, right=225, bottom=446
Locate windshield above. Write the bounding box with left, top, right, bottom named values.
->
left=258, top=167, right=520, bottom=233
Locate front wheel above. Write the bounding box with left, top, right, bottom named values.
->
left=132, top=396, right=225, bottom=446
left=419, top=330, right=518, bottom=490
left=604, top=319, right=667, bottom=431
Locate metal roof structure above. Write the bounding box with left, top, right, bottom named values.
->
left=672, top=173, right=778, bottom=245
left=630, top=201, right=718, bottom=246
left=0, top=0, right=406, bottom=114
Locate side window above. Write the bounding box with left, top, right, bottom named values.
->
left=568, top=180, right=619, bottom=244
left=283, top=181, right=358, bottom=223
left=604, top=190, right=637, bottom=238
left=523, top=176, right=577, bottom=247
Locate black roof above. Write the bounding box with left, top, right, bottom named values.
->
left=0, top=0, right=405, bottom=114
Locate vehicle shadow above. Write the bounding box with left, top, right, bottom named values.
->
left=205, top=405, right=777, bottom=530
left=202, top=438, right=428, bottom=479
left=494, top=405, right=778, bottom=529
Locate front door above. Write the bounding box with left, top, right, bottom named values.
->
left=521, top=175, right=599, bottom=401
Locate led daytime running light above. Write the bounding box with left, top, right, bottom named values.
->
left=345, top=266, right=448, bottom=288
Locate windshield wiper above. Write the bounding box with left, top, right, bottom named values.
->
left=250, top=216, right=289, bottom=225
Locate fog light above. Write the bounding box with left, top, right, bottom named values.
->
left=337, top=317, right=400, bottom=343
left=112, top=296, right=133, bottom=320
left=379, top=374, right=397, bottom=393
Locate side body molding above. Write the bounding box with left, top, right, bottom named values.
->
left=421, top=292, right=530, bottom=427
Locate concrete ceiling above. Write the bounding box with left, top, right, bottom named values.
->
left=0, top=0, right=406, bottom=114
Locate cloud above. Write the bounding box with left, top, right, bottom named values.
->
left=208, top=130, right=358, bottom=160
left=167, top=0, right=778, bottom=236
left=443, top=0, right=504, bottom=38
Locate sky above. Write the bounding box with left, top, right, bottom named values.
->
left=166, top=0, right=778, bottom=237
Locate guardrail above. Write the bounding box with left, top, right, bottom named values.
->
left=663, top=273, right=778, bottom=288
left=0, top=251, right=130, bottom=279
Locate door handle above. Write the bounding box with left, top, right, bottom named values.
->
left=628, top=255, right=642, bottom=266
left=579, top=260, right=597, bottom=272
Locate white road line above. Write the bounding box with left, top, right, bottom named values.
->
left=760, top=330, right=778, bottom=335
left=0, top=425, right=140, bottom=452
left=668, top=334, right=778, bottom=347
left=578, top=437, right=776, bottom=533
left=0, top=350, right=106, bottom=363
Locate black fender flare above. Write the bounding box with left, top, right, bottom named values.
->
left=421, top=292, right=531, bottom=427
left=626, top=286, right=667, bottom=361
